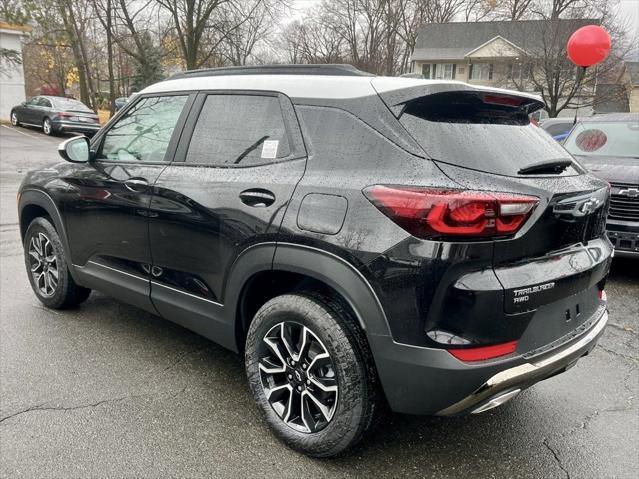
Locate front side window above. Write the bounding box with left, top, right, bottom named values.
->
left=100, top=95, right=188, bottom=163
left=186, top=94, right=290, bottom=166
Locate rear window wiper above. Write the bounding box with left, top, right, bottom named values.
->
left=518, top=159, right=573, bottom=175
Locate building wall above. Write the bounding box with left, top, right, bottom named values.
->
left=0, top=29, right=27, bottom=121
left=630, top=87, right=639, bottom=113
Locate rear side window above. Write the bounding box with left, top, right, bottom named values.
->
left=399, top=92, right=571, bottom=176
left=186, top=94, right=290, bottom=166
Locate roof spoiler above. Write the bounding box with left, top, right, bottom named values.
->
left=371, top=79, right=545, bottom=118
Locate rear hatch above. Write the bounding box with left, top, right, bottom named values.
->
left=373, top=79, right=611, bottom=355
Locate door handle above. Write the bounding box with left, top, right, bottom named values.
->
left=239, top=189, right=276, bottom=207
left=124, top=178, right=149, bottom=192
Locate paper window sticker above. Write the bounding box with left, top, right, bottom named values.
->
left=261, top=140, right=279, bottom=159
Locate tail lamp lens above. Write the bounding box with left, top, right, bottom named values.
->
left=364, top=185, right=538, bottom=239
left=448, top=340, right=519, bottom=362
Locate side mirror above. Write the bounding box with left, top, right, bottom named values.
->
left=58, top=136, right=91, bottom=163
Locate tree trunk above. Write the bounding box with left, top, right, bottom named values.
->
left=106, top=0, right=115, bottom=117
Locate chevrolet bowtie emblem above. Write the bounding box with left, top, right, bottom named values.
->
left=619, top=188, right=639, bottom=198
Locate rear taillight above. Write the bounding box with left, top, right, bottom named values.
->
left=448, top=340, right=518, bottom=362
left=58, top=112, right=78, bottom=121
left=364, top=185, right=538, bottom=240
left=598, top=289, right=607, bottom=302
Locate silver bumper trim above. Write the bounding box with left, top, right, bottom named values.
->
left=437, top=309, right=608, bottom=416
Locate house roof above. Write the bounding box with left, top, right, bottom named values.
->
left=412, top=19, right=599, bottom=61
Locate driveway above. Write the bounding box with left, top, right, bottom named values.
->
left=1, top=125, right=637, bottom=478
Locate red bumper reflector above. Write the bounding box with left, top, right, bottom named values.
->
left=598, top=289, right=606, bottom=301
left=448, top=340, right=518, bottom=362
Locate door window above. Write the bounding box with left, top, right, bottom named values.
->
left=185, top=94, right=290, bottom=166
left=99, top=95, right=188, bottom=163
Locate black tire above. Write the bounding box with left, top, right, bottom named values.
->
left=42, top=117, right=54, bottom=135
left=245, top=293, right=382, bottom=457
left=23, top=217, right=91, bottom=309
left=10, top=110, right=20, bottom=126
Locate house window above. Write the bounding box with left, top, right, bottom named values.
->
left=421, top=63, right=455, bottom=80
left=511, top=63, right=532, bottom=81
left=436, top=63, right=455, bottom=80
left=469, top=63, right=493, bottom=81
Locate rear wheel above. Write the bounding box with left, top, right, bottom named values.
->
left=42, top=117, right=53, bottom=135
left=245, top=293, right=381, bottom=457
left=24, top=217, right=91, bottom=309
left=10, top=111, right=20, bottom=126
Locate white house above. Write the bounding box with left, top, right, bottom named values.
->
left=0, top=22, right=30, bottom=121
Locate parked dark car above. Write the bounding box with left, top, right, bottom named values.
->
left=18, top=65, right=611, bottom=457
left=113, top=96, right=128, bottom=112
left=564, top=113, right=639, bottom=257
left=10, top=96, right=100, bottom=136
left=539, top=117, right=578, bottom=141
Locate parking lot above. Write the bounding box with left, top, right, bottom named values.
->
left=0, top=124, right=637, bottom=478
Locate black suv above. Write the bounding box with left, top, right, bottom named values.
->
left=18, top=65, right=611, bottom=457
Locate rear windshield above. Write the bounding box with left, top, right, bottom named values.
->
left=564, top=121, right=639, bottom=159
left=399, top=92, right=572, bottom=176
left=53, top=98, right=92, bottom=112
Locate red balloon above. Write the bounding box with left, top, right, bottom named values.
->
left=567, top=25, right=611, bottom=67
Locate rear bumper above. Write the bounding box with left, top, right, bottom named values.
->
left=369, top=305, right=608, bottom=415
left=437, top=307, right=608, bottom=415
left=51, top=120, right=100, bottom=134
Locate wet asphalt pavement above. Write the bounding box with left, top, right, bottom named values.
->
left=0, top=125, right=637, bottom=478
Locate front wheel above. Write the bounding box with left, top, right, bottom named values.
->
left=42, top=118, right=53, bottom=135
left=245, top=293, right=382, bottom=457
left=10, top=111, right=20, bottom=126
left=24, top=217, right=91, bottom=309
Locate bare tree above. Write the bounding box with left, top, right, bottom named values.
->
left=93, top=0, right=116, bottom=115
left=281, top=8, right=347, bottom=65
left=221, top=0, right=286, bottom=66
left=493, top=0, right=536, bottom=20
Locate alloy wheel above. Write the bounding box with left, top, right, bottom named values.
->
left=43, top=119, right=51, bottom=135
left=11, top=112, right=18, bottom=126
left=28, top=232, right=59, bottom=297
left=258, top=321, right=338, bottom=433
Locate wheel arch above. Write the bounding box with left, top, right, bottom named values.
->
left=227, top=242, right=390, bottom=353
left=18, top=189, right=76, bottom=277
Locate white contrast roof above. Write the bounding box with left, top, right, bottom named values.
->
left=140, top=74, right=542, bottom=103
